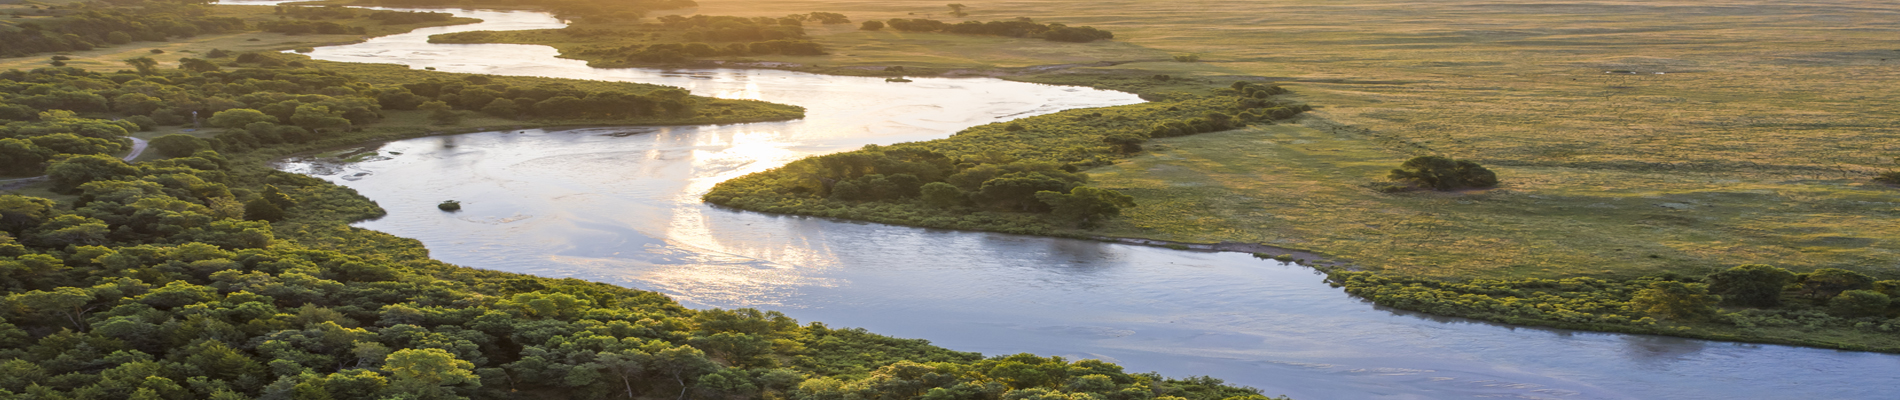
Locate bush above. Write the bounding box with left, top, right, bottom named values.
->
left=438, top=200, right=461, bottom=211
left=1387, top=155, right=1499, bottom=191
left=1799, top=268, right=1876, bottom=299
left=1830, top=290, right=1891, bottom=318
left=1878, top=171, right=1900, bottom=185
left=1708, top=264, right=1795, bottom=307
left=150, top=134, right=210, bottom=157
left=860, top=20, right=884, bottom=31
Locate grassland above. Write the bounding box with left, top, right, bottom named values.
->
left=627, top=0, right=1900, bottom=281
left=0, top=3, right=479, bottom=71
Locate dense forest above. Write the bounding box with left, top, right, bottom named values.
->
left=0, top=2, right=246, bottom=58
left=354, top=0, right=698, bottom=22
left=703, top=79, right=1310, bottom=232
left=0, top=51, right=746, bottom=176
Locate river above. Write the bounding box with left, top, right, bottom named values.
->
left=246, top=2, right=1898, bottom=399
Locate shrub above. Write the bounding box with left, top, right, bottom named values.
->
left=438, top=200, right=461, bottom=211
left=1707, top=264, right=1795, bottom=307
left=1829, top=290, right=1891, bottom=318
left=1799, top=268, right=1876, bottom=299
left=859, top=20, right=884, bottom=31
left=1630, top=281, right=1718, bottom=320
left=1172, top=54, right=1200, bottom=62
left=1878, top=171, right=1900, bottom=185
left=1387, top=155, right=1499, bottom=191
left=151, top=134, right=211, bottom=157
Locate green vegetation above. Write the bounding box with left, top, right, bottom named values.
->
left=351, top=0, right=696, bottom=22
left=681, top=0, right=1900, bottom=280
left=1384, top=155, right=1498, bottom=192
left=431, top=13, right=855, bottom=66
left=0, top=3, right=1285, bottom=398
left=260, top=6, right=458, bottom=35
left=1328, top=264, right=1900, bottom=351
left=0, top=50, right=796, bottom=180
left=0, top=148, right=1282, bottom=398
left=0, top=1, right=246, bottom=58
left=428, top=8, right=1117, bottom=72
left=705, top=77, right=1307, bottom=234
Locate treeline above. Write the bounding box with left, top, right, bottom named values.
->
left=378, top=75, right=701, bottom=120
left=435, top=14, right=830, bottom=64
left=0, top=3, right=246, bottom=58
left=0, top=52, right=398, bottom=168
left=1329, top=264, right=1900, bottom=351
left=259, top=6, right=461, bottom=35
left=0, top=49, right=762, bottom=176
left=356, top=0, right=696, bottom=22
left=868, top=18, right=1114, bottom=43
left=704, top=80, right=1308, bottom=232
left=275, top=5, right=456, bottom=25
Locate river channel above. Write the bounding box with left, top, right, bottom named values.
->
left=250, top=2, right=1899, bottom=399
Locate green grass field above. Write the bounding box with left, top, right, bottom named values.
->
left=657, top=0, right=1900, bottom=279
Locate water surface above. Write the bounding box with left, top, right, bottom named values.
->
left=262, top=3, right=1898, bottom=399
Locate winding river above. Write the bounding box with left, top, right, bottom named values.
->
left=250, top=3, right=1898, bottom=399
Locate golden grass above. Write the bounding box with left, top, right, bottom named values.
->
left=672, top=0, right=1900, bottom=278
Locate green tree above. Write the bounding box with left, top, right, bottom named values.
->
left=1035, top=186, right=1136, bottom=226
left=6, top=287, right=93, bottom=330
left=920, top=182, right=965, bottom=208
left=651, top=345, right=717, bottom=400
left=384, top=348, right=479, bottom=400
left=1387, top=155, right=1499, bottom=191
left=421, top=100, right=461, bottom=125
left=182, top=340, right=264, bottom=383
left=1706, top=264, right=1795, bottom=307
left=1798, top=268, right=1875, bottom=299
left=208, top=109, right=278, bottom=129
left=480, top=98, right=519, bottom=119
left=290, top=104, right=352, bottom=131
left=149, top=134, right=210, bottom=157
left=1629, top=281, right=1717, bottom=321
left=1103, top=132, right=1145, bottom=153
left=0, top=195, right=55, bottom=234
left=860, top=20, right=885, bottom=31
left=1828, top=290, right=1891, bottom=318
left=326, top=369, right=388, bottom=399
left=123, top=57, right=158, bottom=75
left=46, top=154, right=138, bottom=193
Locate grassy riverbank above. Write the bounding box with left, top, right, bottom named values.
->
left=712, top=0, right=1900, bottom=279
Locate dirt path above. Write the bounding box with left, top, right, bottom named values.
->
left=122, top=137, right=148, bottom=162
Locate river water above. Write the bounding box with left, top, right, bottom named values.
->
left=249, top=2, right=1898, bottom=399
